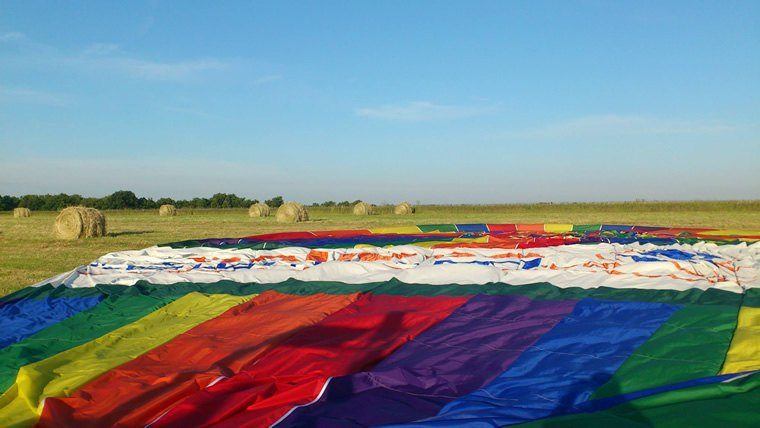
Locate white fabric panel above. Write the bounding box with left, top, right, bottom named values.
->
left=36, top=241, right=760, bottom=293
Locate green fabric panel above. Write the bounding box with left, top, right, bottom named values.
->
left=519, top=372, right=760, bottom=427
left=20, top=279, right=745, bottom=307
left=120, top=279, right=743, bottom=306
left=0, top=284, right=103, bottom=304
left=0, top=286, right=50, bottom=304
left=0, top=285, right=194, bottom=392
left=572, top=224, right=601, bottom=232
left=743, top=288, right=760, bottom=307
left=417, top=224, right=458, bottom=233
left=592, top=304, right=740, bottom=399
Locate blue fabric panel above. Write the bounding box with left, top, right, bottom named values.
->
left=455, top=224, right=488, bottom=233
left=399, top=299, right=679, bottom=427
left=641, top=249, right=696, bottom=260
left=0, top=295, right=104, bottom=350
left=521, top=258, right=541, bottom=269
left=600, top=225, right=634, bottom=232
left=631, top=256, right=660, bottom=262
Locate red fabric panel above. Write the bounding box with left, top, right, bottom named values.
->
left=37, top=291, right=360, bottom=428
left=517, top=236, right=580, bottom=248
left=240, top=229, right=373, bottom=241
left=151, top=294, right=468, bottom=428
left=432, top=235, right=579, bottom=249
left=486, top=224, right=518, bottom=234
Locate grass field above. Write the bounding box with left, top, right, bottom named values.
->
left=1, top=201, right=758, bottom=297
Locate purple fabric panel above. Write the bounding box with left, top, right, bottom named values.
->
left=278, top=294, right=577, bottom=427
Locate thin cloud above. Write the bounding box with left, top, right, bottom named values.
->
left=356, top=101, right=496, bottom=122
left=252, top=74, right=282, bottom=85
left=87, top=57, right=229, bottom=81
left=81, top=43, right=121, bottom=56
left=2, top=34, right=230, bottom=82
left=0, top=32, right=25, bottom=42
left=75, top=44, right=229, bottom=81
left=0, top=85, right=70, bottom=107
left=501, top=114, right=736, bottom=140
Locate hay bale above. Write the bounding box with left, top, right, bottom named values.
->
left=394, top=202, right=415, bottom=215
left=54, top=207, right=106, bottom=240
left=352, top=201, right=376, bottom=215
left=248, top=202, right=271, bottom=217
left=159, top=204, right=178, bottom=217
left=275, top=202, right=309, bottom=223
left=13, top=207, right=31, bottom=218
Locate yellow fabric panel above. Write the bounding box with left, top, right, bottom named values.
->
left=544, top=224, right=573, bottom=233
left=0, top=292, right=251, bottom=428
left=720, top=306, right=760, bottom=375
left=699, top=229, right=760, bottom=237
left=369, top=226, right=423, bottom=234
left=404, top=241, right=442, bottom=248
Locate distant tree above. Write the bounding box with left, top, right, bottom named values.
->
left=0, top=192, right=256, bottom=211
left=265, top=196, right=284, bottom=208
left=208, top=193, right=252, bottom=208
left=187, top=197, right=211, bottom=208
left=156, top=197, right=176, bottom=206
left=17, top=194, right=44, bottom=210
left=104, top=190, right=139, bottom=209
left=321, top=201, right=336, bottom=207
left=337, top=200, right=351, bottom=207
left=210, top=193, right=230, bottom=208
left=0, top=195, right=19, bottom=211
left=137, top=197, right=158, bottom=209
left=56, top=193, right=83, bottom=209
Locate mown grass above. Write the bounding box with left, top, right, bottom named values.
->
left=1, top=201, right=758, bottom=296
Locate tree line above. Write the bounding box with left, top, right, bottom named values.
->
left=0, top=191, right=366, bottom=211
left=0, top=191, right=274, bottom=211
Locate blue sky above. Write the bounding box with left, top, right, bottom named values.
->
left=1, top=1, right=758, bottom=203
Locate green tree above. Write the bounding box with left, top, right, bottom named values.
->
left=0, top=195, right=19, bottom=211
left=265, top=196, right=284, bottom=208
left=104, top=191, right=139, bottom=209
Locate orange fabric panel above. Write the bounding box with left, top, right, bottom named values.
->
left=516, top=223, right=545, bottom=233
left=37, top=291, right=359, bottom=428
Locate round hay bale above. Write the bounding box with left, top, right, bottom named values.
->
left=54, top=207, right=106, bottom=240
left=393, top=202, right=415, bottom=215
left=275, top=202, right=309, bottom=223
left=13, top=207, right=31, bottom=218
left=159, top=204, right=178, bottom=217
left=248, top=202, right=271, bottom=217
left=352, top=201, right=376, bottom=215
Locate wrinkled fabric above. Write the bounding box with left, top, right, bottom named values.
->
left=0, top=295, right=103, bottom=350
left=401, top=299, right=679, bottom=427
left=37, top=291, right=359, bottom=428
left=0, top=223, right=756, bottom=428
left=0, top=293, right=250, bottom=428
left=151, top=294, right=468, bottom=428
left=279, top=295, right=577, bottom=427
